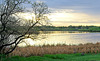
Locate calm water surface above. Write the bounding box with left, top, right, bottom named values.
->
left=18, top=31, right=100, bottom=46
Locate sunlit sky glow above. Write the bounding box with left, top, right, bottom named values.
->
left=22, top=0, right=100, bottom=26
left=17, top=13, right=35, bottom=20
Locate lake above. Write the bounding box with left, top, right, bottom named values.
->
left=18, top=31, right=100, bottom=46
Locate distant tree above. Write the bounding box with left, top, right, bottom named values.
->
left=0, top=0, right=49, bottom=54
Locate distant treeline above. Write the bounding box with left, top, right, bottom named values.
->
left=1, top=25, right=100, bottom=32
left=35, top=25, right=100, bottom=32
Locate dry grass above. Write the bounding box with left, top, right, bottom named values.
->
left=9, top=42, right=100, bottom=57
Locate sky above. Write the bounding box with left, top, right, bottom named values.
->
left=25, top=0, right=100, bottom=26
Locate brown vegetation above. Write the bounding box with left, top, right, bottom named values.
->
left=9, top=42, right=100, bottom=57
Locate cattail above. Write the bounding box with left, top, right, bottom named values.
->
left=9, top=42, right=100, bottom=57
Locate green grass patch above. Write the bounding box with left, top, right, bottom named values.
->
left=1, top=53, right=100, bottom=61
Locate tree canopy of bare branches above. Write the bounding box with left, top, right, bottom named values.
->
left=0, top=0, right=49, bottom=54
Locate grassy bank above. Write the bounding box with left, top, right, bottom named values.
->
left=1, top=43, right=100, bottom=61
left=1, top=53, right=100, bottom=61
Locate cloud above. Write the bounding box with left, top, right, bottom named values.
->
left=37, top=0, right=100, bottom=15
left=27, top=0, right=100, bottom=15
left=49, top=8, right=75, bottom=13
left=48, top=8, right=100, bottom=26
left=24, top=0, right=100, bottom=26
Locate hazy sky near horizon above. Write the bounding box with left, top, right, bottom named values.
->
left=25, top=0, right=100, bottom=26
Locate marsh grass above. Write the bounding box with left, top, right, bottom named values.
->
left=9, top=42, right=100, bottom=57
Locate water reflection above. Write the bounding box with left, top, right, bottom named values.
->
left=40, top=31, right=89, bottom=34
left=18, top=31, right=100, bottom=46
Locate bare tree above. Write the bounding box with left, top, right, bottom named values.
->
left=0, top=0, right=49, bottom=54
left=32, top=1, right=49, bottom=25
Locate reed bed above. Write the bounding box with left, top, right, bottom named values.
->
left=9, top=42, right=100, bottom=57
